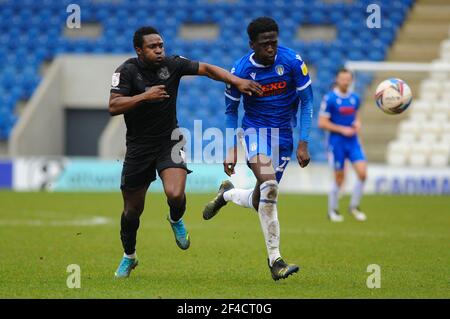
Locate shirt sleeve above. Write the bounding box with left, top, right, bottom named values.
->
left=224, top=66, right=242, bottom=104
left=110, top=65, right=133, bottom=96
left=291, top=54, right=313, bottom=142
left=319, top=94, right=332, bottom=118
left=224, top=66, right=241, bottom=130
left=297, top=85, right=314, bottom=143
left=224, top=66, right=242, bottom=147
left=292, top=54, right=312, bottom=92
left=175, top=56, right=200, bottom=76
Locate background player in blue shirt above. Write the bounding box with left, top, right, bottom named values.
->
left=318, top=68, right=367, bottom=222
left=202, top=17, right=314, bottom=281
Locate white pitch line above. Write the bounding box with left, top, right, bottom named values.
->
left=0, top=216, right=112, bottom=227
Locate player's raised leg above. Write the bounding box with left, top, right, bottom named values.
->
left=224, top=185, right=255, bottom=209
left=202, top=179, right=239, bottom=220
left=115, top=186, right=147, bottom=278
left=160, top=168, right=191, bottom=250
left=205, top=142, right=293, bottom=217
left=203, top=177, right=266, bottom=219
left=250, top=154, right=299, bottom=281
left=203, top=145, right=255, bottom=220
left=349, top=160, right=367, bottom=221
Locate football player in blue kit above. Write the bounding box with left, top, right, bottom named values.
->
left=202, top=17, right=314, bottom=281
left=318, top=68, right=367, bottom=222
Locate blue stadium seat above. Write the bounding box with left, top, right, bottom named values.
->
left=0, top=0, right=414, bottom=159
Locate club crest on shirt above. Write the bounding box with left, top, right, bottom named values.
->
left=111, top=73, right=120, bottom=87
left=158, top=67, right=170, bottom=80
left=250, top=72, right=256, bottom=80
left=275, top=65, right=284, bottom=76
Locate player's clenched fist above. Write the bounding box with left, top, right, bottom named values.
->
left=223, top=146, right=238, bottom=176
left=296, top=141, right=310, bottom=168
left=142, top=85, right=170, bottom=101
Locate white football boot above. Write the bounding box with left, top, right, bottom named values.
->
left=349, top=206, right=367, bottom=221
left=328, top=210, right=344, bottom=222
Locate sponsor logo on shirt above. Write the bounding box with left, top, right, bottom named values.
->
left=261, top=81, right=287, bottom=97
left=339, top=106, right=356, bottom=115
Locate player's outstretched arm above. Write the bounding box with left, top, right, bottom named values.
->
left=108, top=86, right=170, bottom=116
left=197, top=63, right=263, bottom=96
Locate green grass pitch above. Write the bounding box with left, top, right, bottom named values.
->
left=0, top=191, right=449, bottom=298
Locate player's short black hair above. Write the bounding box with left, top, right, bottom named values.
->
left=247, top=17, right=279, bottom=42
left=337, top=67, right=353, bottom=77
left=133, top=26, right=160, bottom=48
